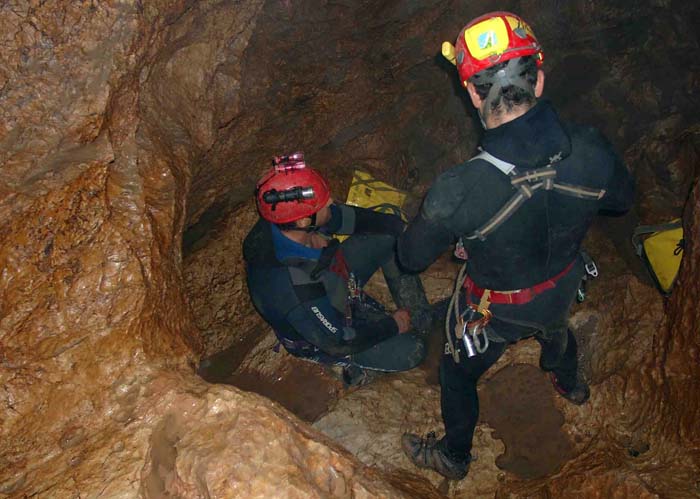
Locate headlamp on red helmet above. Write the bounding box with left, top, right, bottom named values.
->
left=255, top=152, right=331, bottom=224
left=262, top=153, right=315, bottom=210
left=441, top=12, right=543, bottom=88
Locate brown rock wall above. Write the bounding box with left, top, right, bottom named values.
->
left=184, top=0, right=483, bottom=226
left=135, top=372, right=428, bottom=499
left=183, top=201, right=265, bottom=356
left=660, top=179, right=700, bottom=444
left=3, top=1, right=438, bottom=497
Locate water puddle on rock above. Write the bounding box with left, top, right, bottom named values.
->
left=225, top=364, right=342, bottom=423
left=479, top=363, right=573, bottom=479
left=198, top=345, right=342, bottom=423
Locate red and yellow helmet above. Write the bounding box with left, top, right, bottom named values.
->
left=442, top=11, right=543, bottom=88
left=255, top=152, right=331, bottom=224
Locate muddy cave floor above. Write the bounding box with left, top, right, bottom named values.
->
left=197, top=318, right=578, bottom=481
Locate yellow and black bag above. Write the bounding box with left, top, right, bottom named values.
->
left=632, top=219, right=684, bottom=296
left=345, top=169, right=409, bottom=221
left=334, top=170, right=409, bottom=242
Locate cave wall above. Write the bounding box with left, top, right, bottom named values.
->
left=180, top=0, right=489, bottom=233
left=662, top=179, right=700, bottom=443
left=1, top=2, right=439, bottom=497
left=1, top=2, right=198, bottom=492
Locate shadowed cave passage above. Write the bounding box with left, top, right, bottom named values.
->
left=2, top=0, right=700, bottom=497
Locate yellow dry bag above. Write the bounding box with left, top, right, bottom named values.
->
left=334, top=170, right=409, bottom=242
left=632, top=219, right=684, bottom=296
left=345, top=169, right=408, bottom=220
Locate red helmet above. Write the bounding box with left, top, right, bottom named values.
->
left=255, top=152, right=331, bottom=224
left=442, top=11, right=543, bottom=88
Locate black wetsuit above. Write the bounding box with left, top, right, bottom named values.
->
left=243, top=203, right=426, bottom=371
left=398, top=100, right=634, bottom=461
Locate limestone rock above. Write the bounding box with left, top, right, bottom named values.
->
left=1, top=1, right=439, bottom=496
left=183, top=201, right=265, bottom=357
left=315, top=369, right=506, bottom=499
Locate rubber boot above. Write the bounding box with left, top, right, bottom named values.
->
left=544, top=329, right=590, bottom=405
left=326, top=364, right=382, bottom=388
left=341, top=365, right=382, bottom=388
left=385, top=273, right=433, bottom=335
left=537, top=328, right=568, bottom=371
left=550, top=373, right=590, bottom=405
left=401, top=432, right=470, bottom=480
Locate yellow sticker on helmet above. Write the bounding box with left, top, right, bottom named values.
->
left=505, top=15, right=535, bottom=40
left=464, top=17, right=510, bottom=60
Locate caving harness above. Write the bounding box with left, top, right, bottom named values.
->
left=445, top=150, right=605, bottom=363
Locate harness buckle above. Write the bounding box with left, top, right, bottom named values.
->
left=444, top=342, right=454, bottom=356
left=584, top=260, right=598, bottom=278
left=454, top=239, right=468, bottom=260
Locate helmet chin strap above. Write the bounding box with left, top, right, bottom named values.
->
left=477, top=108, right=488, bottom=129
left=286, top=212, right=321, bottom=232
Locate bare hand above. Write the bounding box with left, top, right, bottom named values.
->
left=309, top=233, right=330, bottom=249
left=393, top=309, right=411, bottom=334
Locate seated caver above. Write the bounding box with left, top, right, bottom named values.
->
left=243, top=152, right=432, bottom=385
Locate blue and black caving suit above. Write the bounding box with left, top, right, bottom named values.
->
left=243, top=203, right=427, bottom=372
left=398, top=100, right=634, bottom=463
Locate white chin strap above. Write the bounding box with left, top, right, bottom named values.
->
left=477, top=108, right=488, bottom=129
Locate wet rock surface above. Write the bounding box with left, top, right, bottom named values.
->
left=480, top=364, right=573, bottom=479
left=2, top=0, right=700, bottom=497
left=198, top=329, right=344, bottom=423
left=183, top=201, right=265, bottom=357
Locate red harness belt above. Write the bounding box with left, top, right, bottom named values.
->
left=464, top=260, right=576, bottom=305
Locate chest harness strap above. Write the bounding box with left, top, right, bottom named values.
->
left=445, top=150, right=606, bottom=363
left=463, top=150, right=607, bottom=242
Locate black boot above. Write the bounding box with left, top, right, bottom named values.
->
left=341, top=365, right=381, bottom=388
left=401, top=432, right=470, bottom=480
left=537, top=328, right=569, bottom=371
left=543, top=329, right=590, bottom=405
left=550, top=372, right=590, bottom=405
